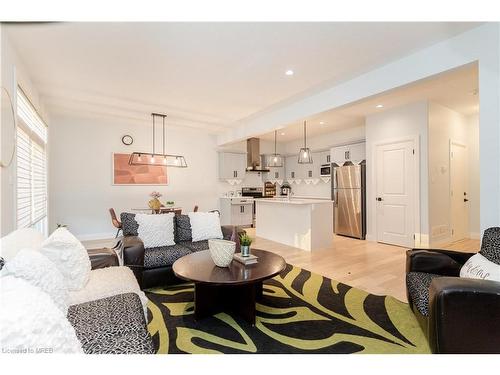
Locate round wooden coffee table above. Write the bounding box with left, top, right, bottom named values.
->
left=173, top=248, right=286, bottom=325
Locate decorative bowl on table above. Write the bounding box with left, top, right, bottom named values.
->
left=208, top=239, right=236, bottom=267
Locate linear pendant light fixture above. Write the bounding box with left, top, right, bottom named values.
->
left=268, top=130, right=283, bottom=167
left=129, top=113, right=188, bottom=168
left=298, top=120, right=312, bottom=164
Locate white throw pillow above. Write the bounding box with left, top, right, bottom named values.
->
left=2, top=249, right=69, bottom=314
left=135, top=213, right=175, bottom=248
left=460, top=253, right=500, bottom=282
left=0, top=276, right=83, bottom=354
left=39, top=227, right=91, bottom=291
left=0, top=228, right=46, bottom=261
left=188, top=212, right=223, bottom=242
left=68, top=266, right=149, bottom=318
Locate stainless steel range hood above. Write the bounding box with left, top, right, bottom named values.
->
left=246, top=138, right=270, bottom=172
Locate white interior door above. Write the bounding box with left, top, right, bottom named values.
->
left=375, top=139, right=416, bottom=247
left=450, top=142, right=469, bottom=241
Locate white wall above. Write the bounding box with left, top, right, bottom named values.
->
left=0, top=27, right=48, bottom=236
left=427, top=102, right=478, bottom=246
left=365, top=101, right=429, bottom=244
left=49, top=112, right=222, bottom=240
left=467, top=114, right=480, bottom=238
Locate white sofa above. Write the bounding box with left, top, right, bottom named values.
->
left=0, top=228, right=154, bottom=354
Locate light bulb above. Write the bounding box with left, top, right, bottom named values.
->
left=151, top=155, right=155, bottom=163
left=175, top=157, right=180, bottom=165
left=303, top=151, right=308, bottom=158
left=163, top=156, right=167, bottom=164
left=137, top=154, right=142, bottom=162
left=273, top=156, right=278, bottom=163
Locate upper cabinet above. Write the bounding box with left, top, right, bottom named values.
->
left=218, top=152, right=247, bottom=180
left=261, top=155, right=285, bottom=180
left=285, top=155, right=300, bottom=179
left=285, top=153, right=320, bottom=180
left=318, top=150, right=331, bottom=165
left=330, top=142, right=366, bottom=165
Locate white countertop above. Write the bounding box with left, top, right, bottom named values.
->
left=220, top=196, right=253, bottom=200
left=254, top=197, right=333, bottom=205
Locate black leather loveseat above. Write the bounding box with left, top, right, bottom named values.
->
left=119, top=213, right=243, bottom=289
left=405, top=227, right=500, bottom=353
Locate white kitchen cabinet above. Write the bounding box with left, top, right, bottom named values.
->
left=318, top=150, right=331, bottom=165
left=262, top=155, right=285, bottom=180
left=285, top=155, right=298, bottom=179
left=218, top=152, right=247, bottom=180
left=220, top=198, right=253, bottom=226
left=285, top=154, right=319, bottom=179
left=302, top=152, right=320, bottom=178
left=330, top=142, right=366, bottom=165
left=267, top=167, right=285, bottom=180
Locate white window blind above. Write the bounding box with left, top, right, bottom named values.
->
left=16, top=88, right=48, bottom=232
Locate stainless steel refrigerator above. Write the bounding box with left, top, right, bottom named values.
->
left=332, top=163, right=366, bottom=239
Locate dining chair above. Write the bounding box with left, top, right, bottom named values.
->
left=193, top=205, right=199, bottom=212
left=159, top=208, right=182, bottom=215
left=108, top=208, right=122, bottom=238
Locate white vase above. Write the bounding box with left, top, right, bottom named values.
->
left=208, top=239, right=236, bottom=267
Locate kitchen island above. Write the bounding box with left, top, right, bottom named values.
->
left=255, top=198, right=333, bottom=251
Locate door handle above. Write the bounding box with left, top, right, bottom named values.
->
left=464, top=198, right=469, bottom=202
left=376, top=197, right=383, bottom=201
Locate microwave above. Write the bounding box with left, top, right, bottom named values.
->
left=320, top=164, right=331, bottom=177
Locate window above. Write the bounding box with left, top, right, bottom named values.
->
left=16, top=87, right=48, bottom=235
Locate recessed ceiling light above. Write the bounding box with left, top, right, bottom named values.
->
left=285, top=70, right=294, bottom=76
left=319, top=121, right=325, bottom=125
left=376, top=104, right=384, bottom=108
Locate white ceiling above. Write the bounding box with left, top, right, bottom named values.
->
left=259, top=63, right=478, bottom=142
left=5, top=22, right=481, bottom=132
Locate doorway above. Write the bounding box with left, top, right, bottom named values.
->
left=450, top=141, right=469, bottom=241
left=375, top=138, right=417, bottom=248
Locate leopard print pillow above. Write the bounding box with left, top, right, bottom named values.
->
left=480, top=227, right=500, bottom=265
left=120, top=212, right=139, bottom=236
left=175, top=215, right=192, bottom=242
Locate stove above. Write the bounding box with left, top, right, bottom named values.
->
left=241, top=187, right=264, bottom=198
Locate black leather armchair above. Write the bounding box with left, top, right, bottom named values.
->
left=406, top=228, right=500, bottom=353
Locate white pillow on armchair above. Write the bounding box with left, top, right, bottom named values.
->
left=188, top=212, right=223, bottom=242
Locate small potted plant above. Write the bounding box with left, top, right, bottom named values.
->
left=239, top=233, right=253, bottom=257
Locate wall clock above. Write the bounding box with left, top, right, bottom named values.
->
left=121, top=135, right=133, bottom=146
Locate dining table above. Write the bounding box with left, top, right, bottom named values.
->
left=130, top=206, right=182, bottom=214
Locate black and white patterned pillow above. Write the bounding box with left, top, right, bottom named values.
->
left=479, top=227, right=500, bottom=265
left=0, top=256, right=4, bottom=271
left=120, top=212, right=139, bottom=236
left=175, top=215, right=192, bottom=242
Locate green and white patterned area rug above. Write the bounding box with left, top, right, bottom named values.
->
left=146, top=264, right=430, bottom=354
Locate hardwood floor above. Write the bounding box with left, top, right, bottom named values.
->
left=82, top=230, right=480, bottom=303
left=246, top=228, right=479, bottom=302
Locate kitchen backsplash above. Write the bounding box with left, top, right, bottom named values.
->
left=219, top=170, right=331, bottom=198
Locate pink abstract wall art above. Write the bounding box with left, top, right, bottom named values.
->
left=113, top=153, right=168, bottom=185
